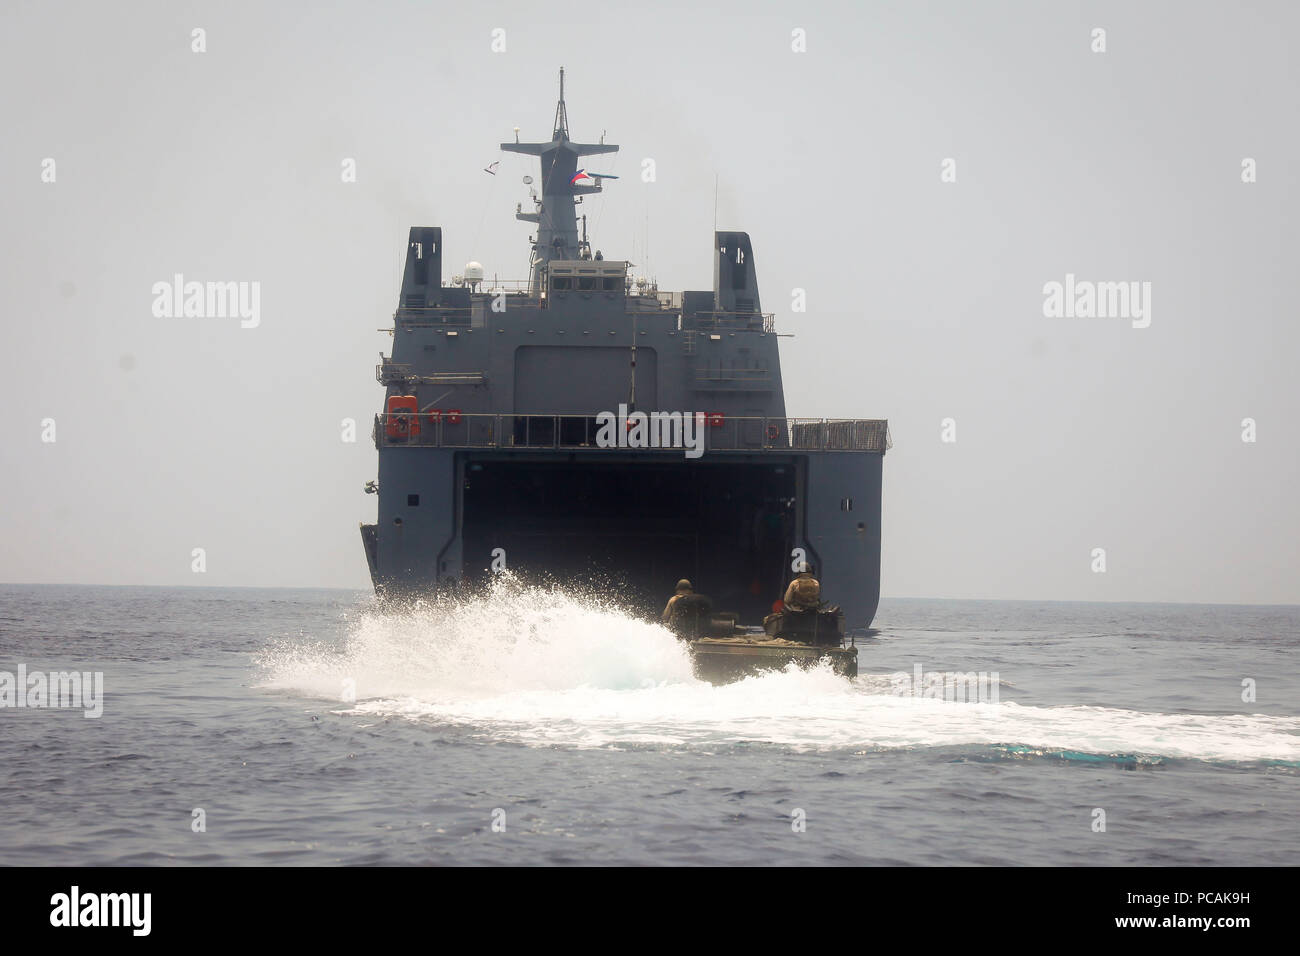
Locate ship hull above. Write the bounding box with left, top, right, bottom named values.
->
left=365, top=444, right=883, bottom=633
left=359, top=85, right=888, bottom=641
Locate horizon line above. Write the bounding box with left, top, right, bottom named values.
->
left=0, top=581, right=1296, bottom=610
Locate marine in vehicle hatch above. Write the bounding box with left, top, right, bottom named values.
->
left=764, top=566, right=845, bottom=646
left=783, top=566, right=821, bottom=611
left=662, top=579, right=713, bottom=639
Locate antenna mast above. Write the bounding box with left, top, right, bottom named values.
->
left=554, top=67, right=569, bottom=138
left=501, top=70, right=619, bottom=294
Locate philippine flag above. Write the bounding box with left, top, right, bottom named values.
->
left=570, top=169, right=591, bottom=185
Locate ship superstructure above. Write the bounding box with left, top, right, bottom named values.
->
left=361, top=71, right=888, bottom=632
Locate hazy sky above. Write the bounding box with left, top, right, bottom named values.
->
left=2, top=0, right=1296, bottom=603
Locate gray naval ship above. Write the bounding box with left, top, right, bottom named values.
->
left=360, top=71, right=888, bottom=680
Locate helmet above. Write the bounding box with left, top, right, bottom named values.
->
left=675, top=579, right=693, bottom=593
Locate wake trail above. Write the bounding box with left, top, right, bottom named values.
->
left=256, top=576, right=1300, bottom=762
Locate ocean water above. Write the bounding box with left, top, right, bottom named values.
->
left=0, top=581, right=1296, bottom=866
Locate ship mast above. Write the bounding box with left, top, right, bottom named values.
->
left=502, top=68, right=618, bottom=294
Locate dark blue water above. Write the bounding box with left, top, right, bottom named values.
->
left=1, top=583, right=1296, bottom=865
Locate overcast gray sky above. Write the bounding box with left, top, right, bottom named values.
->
left=2, top=0, right=1296, bottom=604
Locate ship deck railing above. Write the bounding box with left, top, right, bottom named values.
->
left=693, top=311, right=776, bottom=333
left=391, top=306, right=474, bottom=326
left=373, top=413, right=889, bottom=453
left=384, top=301, right=775, bottom=328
